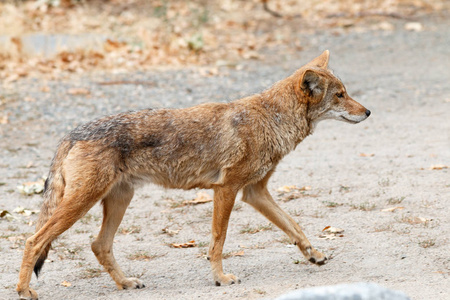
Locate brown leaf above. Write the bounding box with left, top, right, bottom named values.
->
left=0, top=115, right=9, bottom=124
left=24, top=97, right=35, bottom=102
left=67, top=88, right=90, bottom=96
left=277, top=185, right=311, bottom=193
left=104, top=39, right=128, bottom=52
left=381, top=206, right=405, bottom=212
left=359, top=153, right=375, bottom=157
left=183, top=192, right=213, bottom=205
left=40, top=86, right=50, bottom=92
left=223, top=250, right=244, bottom=259
left=318, top=233, right=339, bottom=240
left=170, top=240, right=197, bottom=248
left=61, top=280, right=71, bottom=287
left=429, top=165, right=448, bottom=170
left=322, top=226, right=344, bottom=234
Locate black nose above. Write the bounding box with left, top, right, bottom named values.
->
left=365, top=109, right=371, bottom=117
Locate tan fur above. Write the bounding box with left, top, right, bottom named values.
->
left=16, top=51, right=370, bottom=299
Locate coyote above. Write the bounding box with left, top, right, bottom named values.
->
left=17, top=51, right=370, bottom=299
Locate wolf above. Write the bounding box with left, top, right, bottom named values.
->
left=17, top=50, right=370, bottom=299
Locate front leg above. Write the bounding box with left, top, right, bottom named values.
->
left=208, top=186, right=241, bottom=286
left=242, top=181, right=327, bottom=265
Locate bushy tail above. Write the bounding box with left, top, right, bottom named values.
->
left=33, top=142, right=70, bottom=278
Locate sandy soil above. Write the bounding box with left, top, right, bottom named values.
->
left=1, top=14, right=449, bottom=300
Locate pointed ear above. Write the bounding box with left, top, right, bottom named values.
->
left=307, top=50, right=330, bottom=69
left=300, top=69, right=325, bottom=103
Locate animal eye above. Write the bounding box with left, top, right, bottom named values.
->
left=336, top=92, right=344, bottom=98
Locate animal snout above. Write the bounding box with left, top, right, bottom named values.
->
left=365, top=109, right=371, bottom=117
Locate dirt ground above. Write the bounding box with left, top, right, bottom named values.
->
left=1, top=11, right=449, bottom=300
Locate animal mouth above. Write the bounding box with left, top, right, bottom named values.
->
left=341, top=116, right=360, bottom=124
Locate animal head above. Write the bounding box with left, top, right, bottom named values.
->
left=296, top=50, right=370, bottom=126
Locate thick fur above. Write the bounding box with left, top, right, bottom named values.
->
left=17, top=51, right=370, bottom=299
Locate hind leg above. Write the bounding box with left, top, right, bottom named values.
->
left=16, top=186, right=110, bottom=299
left=91, top=182, right=144, bottom=290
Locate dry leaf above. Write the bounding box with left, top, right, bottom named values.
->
left=381, top=206, right=405, bottom=212
left=61, top=280, right=72, bottom=287
left=0, top=115, right=9, bottom=124
left=24, top=96, right=35, bottom=102
left=359, top=153, right=375, bottom=157
left=277, top=185, right=311, bottom=193
left=319, top=226, right=344, bottom=239
left=223, top=250, right=244, bottom=259
left=104, top=39, right=128, bottom=52
left=4, top=74, right=19, bottom=83
left=40, top=86, right=50, bottom=92
left=277, top=185, right=315, bottom=202
left=411, top=217, right=429, bottom=224
left=67, top=88, right=90, bottom=96
left=170, top=240, right=197, bottom=248
left=0, top=210, right=15, bottom=221
left=322, top=226, right=344, bottom=234
left=176, top=192, right=213, bottom=207
left=17, top=179, right=45, bottom=195
left=429, top=165, right=448, bottom=170
left=318, top=234, right=339, bottom=240
left=404, top=22, right=423, bottom=32
left=185, top=192, right=213, bottom=205
left=162, top=227, right=180, bottom=236
left=13, top=206, right=39, bottom=216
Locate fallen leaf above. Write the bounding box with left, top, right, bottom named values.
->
left=277, top=185, right=311, bottom=193
left=412, top=217, right=429, bottom=224
left=319, top=226, right=345, bottom=239
left=0, top=115, right=8, bottom=124
left=61, top=280, right=72, bottom=287
left=67, top=88, right=90, bottom=96
left=381, top=206, right=405, bottom=212
left=185, top=192, right=213, bottom=205
left=404, top=22, right=424, bottom=32
left=180, top=192, right=213, bottom=206
left=377, top=21, right=394, bottom=31
left=322, top=226, right=344, bottom=234
left=429, top=165, right=448, bottom=170
left=13, top=206, right=39, bottom=216
left=223, top=250, right=244, bottom=259
left=24, top=96, right=35, bottom=102
left=40, top=86, right=50, bottom=92
left=104, top=39, right=128, bottom=52
left=0, top=210, right=12, bottom=219
left=17, top=179, right=45, bottom=195
left=170, top=240, right=197, bottom=248
left=162, top=227, right=180, bottom=236
left=359, top=153, right=375, bottom=157
left=318, top=233, right=340, bottom=240
left=4, top=74, right=19, bottom=84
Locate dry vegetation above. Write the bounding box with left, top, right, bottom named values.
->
left=0, top=0, right=448, bottom=80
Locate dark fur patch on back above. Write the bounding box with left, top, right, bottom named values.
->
left=140, top=133, right=163, bottom=148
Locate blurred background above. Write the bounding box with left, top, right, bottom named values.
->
left=1, top=0, right=449, bottom=81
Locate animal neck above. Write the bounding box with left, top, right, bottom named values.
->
left=259, top=77, right=313, bottom=148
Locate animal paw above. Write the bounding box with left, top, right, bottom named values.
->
left=17, top=287, right=38, bottom=300
left=118, top=277, right=145, bottom=290
left=305, top=246, right=328, bottom=265
left=214, top=273, right=241, bottom=286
